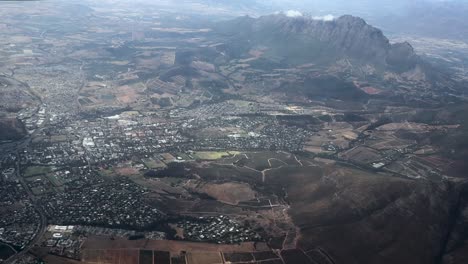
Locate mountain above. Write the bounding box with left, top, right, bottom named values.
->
left=161, top=14, right=462, bottom=104
left=172, top=13, right=463, bottom=101
left=215, top=14, right=420, bottom=72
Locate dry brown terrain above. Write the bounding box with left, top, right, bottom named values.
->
left=265, top=164, right=460, bottom=264
left=186, top=252, right=223, bottom=264
left=191, top=182, right=256, bottom=205
left=82, top=237, right=258, bottom=253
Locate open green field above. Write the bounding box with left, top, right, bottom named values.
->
left=143, top=158, right=167, bottom=169
left=23, top=166, right=52, bottom=177
left=193, top=151, right=240, bottom=160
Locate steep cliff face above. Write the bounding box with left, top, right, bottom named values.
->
left=387, top=41, right=419, bottom=72
left=289, top=15, right=391, bottom=63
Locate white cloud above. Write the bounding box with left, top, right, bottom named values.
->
left=285, top=10, right=303, bottom=17
left=313, top=14, right=335, bottom=21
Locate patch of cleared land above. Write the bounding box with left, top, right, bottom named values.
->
left=192, top=182, right=256, bottom=205
left=193, top=151, right=240, bottom=160
left=143, top=158, right=167, bottom=169
left=186, top=252, right=222, bottom=264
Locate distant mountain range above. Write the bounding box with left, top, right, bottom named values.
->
left=377, top=1, right=468, bottom=41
